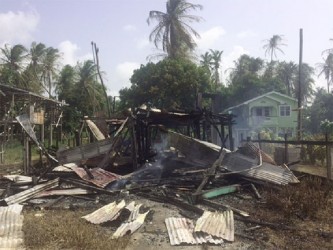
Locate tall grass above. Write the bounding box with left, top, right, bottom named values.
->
left=23, top=209, right=130, bottom=250
left=265, top=176, right=333, bottom=219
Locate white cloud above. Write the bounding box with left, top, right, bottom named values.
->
left=0, top=10, right=39, bottom=45
left=196, top=26, right=226, bottom=50
left=115, top=62, right=140, bottom=87
left=123, top=24, right=137, bottom=32
left=136, top=37, right=150, bottom=49
left=223, top=46, right=250, bottom=83
left=237, top=30, right=257, bottom=39
left=58, top=40, right=92, bottom=66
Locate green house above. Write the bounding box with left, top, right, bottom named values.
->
left=224, top=91, right=298, bottom=146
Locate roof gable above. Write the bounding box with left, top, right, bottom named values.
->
left=224, top=91, right=297, bottom=111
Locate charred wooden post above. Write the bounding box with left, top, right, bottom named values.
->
left=228, top=123, right=234, bottom=151
left=284, top=133, right=289, bottom=164
left=131, top=118, right=138, bottom=170
left=221, top=124, right=225, bottom=148
left=74, top=130, right=80, bottom=146
left=202, top=120, right=206, bottom=141
left=145, top=124, right=150, bottom=159
left=23, top=134, right=32, bottom=175
left=326, top=133, right=332, bottom=180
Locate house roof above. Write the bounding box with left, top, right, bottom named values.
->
left=223, top=91, right=297, bottom=112
left=0, top=84, right=66, bottom=105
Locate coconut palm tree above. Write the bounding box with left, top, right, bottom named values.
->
left=294, top=63, right=315, bottom=105
left=76, top=60, right=105, bottom=115
left=147, top=0, right=203, bottom=59
left=317, top=53, right=333, bottom=93
left=277, top=61, right=297, bottom=96
left=263, top=35, right=286, bottom=62
left=40, top=47, right=61, bottom=97
left=199, top=51, right=212, bottom=74
left=209, top=49, right=223, bottom=87
left=0, top=44, right=28, bottom=87
left=22, top=42, right=47, bottom=93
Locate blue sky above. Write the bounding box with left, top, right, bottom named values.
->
left=1, top=0, right=333, bottom=96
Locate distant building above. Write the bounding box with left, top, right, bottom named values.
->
left=224, top=91, right=298, bottom=147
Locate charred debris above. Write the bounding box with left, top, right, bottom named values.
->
left=0, top=104, right=301, bottom=246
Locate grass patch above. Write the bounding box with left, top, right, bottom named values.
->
left=3, top=139, right=23, bottom=164
left=265, top=176, right=333, bottom=219
left=23, top=209, right=130, bottom=250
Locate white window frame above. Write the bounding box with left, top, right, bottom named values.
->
left=280, top=105, right=291, bottom=117
left=254, top=107, right=270, bottom=117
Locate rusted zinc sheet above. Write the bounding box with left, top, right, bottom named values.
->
left=86, top=119, right=106, bottom=141
left=0, top=204, right=24, bottom=249
left=1, top=178, right=59, bottom=206
left=195, top=210, right=234, bottom=242
left=82, top=199, right=125, bottom=224
left=72, top=167, right=120, bottom=188
left=165, top=217, right=224, bottom=246
left=112, top=210, right=149, bottom=239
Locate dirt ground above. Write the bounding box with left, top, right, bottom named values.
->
left=2, top=162, right=333, bottom=249
left=21, top=177, right=333, bottom=250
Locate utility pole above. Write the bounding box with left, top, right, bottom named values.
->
left=92, top=42, right=111, bottom=118
left=91, top=42, right=97, bottom=114
left=297, top=28, right=303, bottom=141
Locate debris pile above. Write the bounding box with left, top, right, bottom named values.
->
left=0, top=108, right=302, bottom=247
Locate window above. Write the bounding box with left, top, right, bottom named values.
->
left=280, top=105, right=291, bottom=116
left=254, top=107, right=270, bottom=117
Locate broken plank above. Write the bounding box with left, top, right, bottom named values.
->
left=0, top=178, right=59, bottom=206
left=250, top=183, right=261, bottom=199
left=137, top=192, right=204, bottom=215
left=62, top=178, right=117, bottom=195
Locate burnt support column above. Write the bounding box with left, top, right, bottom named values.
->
left=228, top=124, right=234, bottom=151
left=23, top=134, right=32, bottom=175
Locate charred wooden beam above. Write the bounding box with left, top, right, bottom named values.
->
left=201, top=199, right=249, bottom=217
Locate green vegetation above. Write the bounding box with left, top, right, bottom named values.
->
left=119, top=58, right=211, bottom=110
left=147, top=0, right=203, bottom=59
left=0, top=0, right=331, bottom=145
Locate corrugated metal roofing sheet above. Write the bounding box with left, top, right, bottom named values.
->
left=35, top=188, right=93, bottom=197
left=53, top=163, right=78, bottom=172
left=165, top=217, right=224, bottom=246
left=221, top=143, right=299, bottom=185
left=2, top=178, right=59, bottom=206
left=242, top=162, right=299, bottom=185
left=82, top=199, right=125, bottom=224
left=72, top=167, right=120, bottom=188
left=195, top=210, right=234, bottom=242
left=0, top=204, right=24, bottom=249
left=112, top=210, right=149, bottom=239
left=3, top=175, right=32, bottom=184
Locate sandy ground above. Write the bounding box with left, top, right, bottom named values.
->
left=122, top=195, right=255, bottom=250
